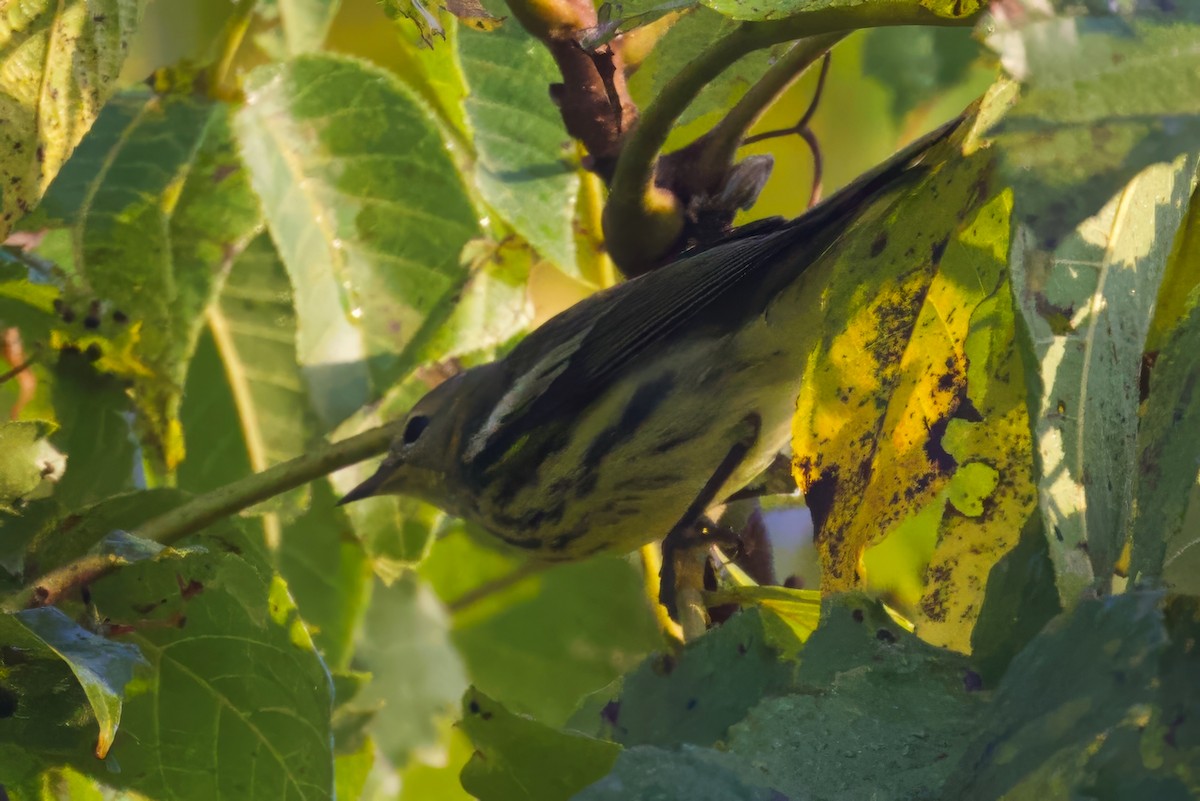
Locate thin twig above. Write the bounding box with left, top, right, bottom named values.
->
left=602, top=5, right=978, bottom=274
left=8, top=421, right=401, bottom=610
left=685, top=40, right=838, bottom=202
left=445, top=560, right=549, bottom=614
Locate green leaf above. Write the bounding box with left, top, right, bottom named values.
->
left=458, top=18, right=580, bottom=275
left=422, top=528, right=662, bottom=727
left=703, top=584, right=821, bottom=654
left=352, top=573, right=467, bottom=764
left=941, top=592, right=1168, bottom=800
left=180, top=235, right=320, bottom=516
left=688, top=596, right=981, bottom=799
left=396, top=722, right=475, bottom=801
left=378, top=1, right=471, bottom=141
left=1009, top=154, right=1199, bottom=602
left=234, top=54, right=482, bottom=426
left=1130, top=296, right=1200, bottom=592
left=627, top=7, right=789, bottom=150
left=35, top=90, right=263, bottom=472
left=969, top=514, right=1061, bottom=685
left=862, top=26, right=983, bottom=123
left=45, top=353, right=137, bottom=511
left=258, top=0, right=343, bottom=54
left=275, top=481, right=371, bottom=672
left=0, top=421, right=61, bottom=513
left=0, top=0, right=140, bottom=238
left=983, top=3, right=1200, bottom=243
left=84, top=534, right=335, bottom=801
left=421, top=238, right=535, bottom=363
left=613, top=608, right=793, bottom=748
left=19, top=489, right=188, bottom=587
left=573, top=745, right=776, bottom=801
left=459, top=687, right=619, bottom=801
left=7, top=607, right=146, bottom=760
left=0, top=617, right=102, bottom=786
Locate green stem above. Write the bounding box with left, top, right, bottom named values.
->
left=603, top=4, right=979, bottom=272
left=7, top=422, right=399, bottom=610
left=686, top=35, right=841, bottom=198
left=209, top=0, right=257, bottom=97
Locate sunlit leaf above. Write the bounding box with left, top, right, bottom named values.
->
left=459, top=687, right=619, bottom=801
left=704, top=584, right=820, bottom=653
left=791, top=117, right=1004, bottom=593
left=33, top=89, right=262, bottom=473
left=1009, top=155, right=1198, bottom=602
left=0, top=0, right=140, bottom=238
left=458, top=17, right=580, bottom=274
left=183, top=235, right=320, bottom=519
left=258, top=0, right=342, bottom=55
left=982, top=1, right=1200, bottom=244
left=235, top=54, right=481, bottom=426
left=0, top=420, right=61, bottom=513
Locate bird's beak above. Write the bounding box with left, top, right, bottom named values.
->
left=336, top=463, right=391, bottom=506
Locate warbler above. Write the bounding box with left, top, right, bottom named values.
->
left=339, top=115, right=964, bottom=560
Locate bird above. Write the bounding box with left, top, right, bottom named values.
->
left=337, top=113, right=965, bottom=562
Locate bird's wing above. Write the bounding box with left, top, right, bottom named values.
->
left=466, top=113, right=964, bottom=473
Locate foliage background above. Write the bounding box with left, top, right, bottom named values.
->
left=0, top=0, right=1198, bottom=799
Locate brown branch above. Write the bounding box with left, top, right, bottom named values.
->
left=506, top=0, right=639, bottom=180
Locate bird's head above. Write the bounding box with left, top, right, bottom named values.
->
left=337, top=363, right=501, bottom=513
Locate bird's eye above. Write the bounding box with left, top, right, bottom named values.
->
left=402, top=415, right=429, bottom=445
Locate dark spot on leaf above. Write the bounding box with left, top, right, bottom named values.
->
left=923, top=415, right=957, bottom=474
left=33, top=586, right=49, bottom=602
left=875, top=628, right=896, bottom=643
left=481, top=710, right=493, bottom=720
left=1164, top=712, right=1185, bottom=748
left=85, top=343, right=103, bottom=362
left=852, top=608, right=864, bottom=623
left=176, top=576, right=204, bottom=600
left=870, top=231, right=888, bottom=257
left=685, top=698, right=698, bottom=710
left=83, top=315, right=101, bottom=330
left=0, top=686, right=17, bottom=718
left=601, top=699, right=620, bottom=726
left=0, top=647, right=30, bottom=666
left=176, top=616, right=187, bottom=628
left=931, top=235, right=950, bottom=264
left=1140, top=351, right=1158, bottom=402
left=1054, top=526, right=1064, bottom=542
left=804, top=468, right=838, bottom=539
left=468, top=700, right=481, bottom=714
left=955, top=395, right=983, bottom=423
left=35, top=145, right=44, bottom=163
left=112, top=309, right=128, bottom=324
left=737, top=642, right=748, bottom=655
left=963, top=670, right=983, bottom=692
left=132, top=601, right=162, bottom=614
